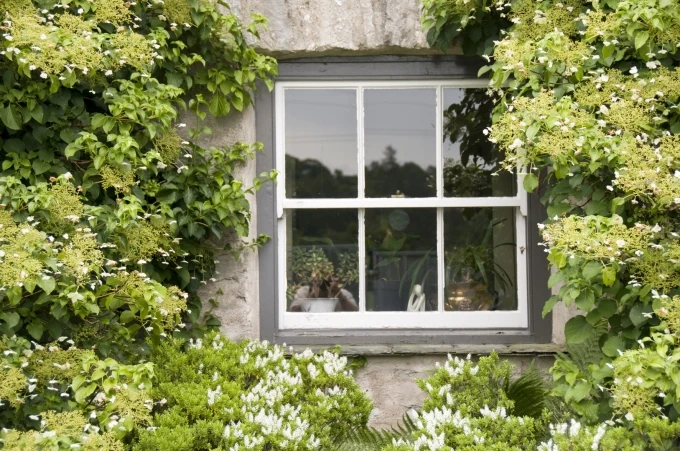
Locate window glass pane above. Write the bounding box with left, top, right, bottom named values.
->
left=285, top=89, right=358, bottom=198
left=365, top=89, right=436, bottom=198
left=442, top=88, right=515, bottom=197
left=444, top=208, right=517, bottom=311
left=365, top=208, right=437, bottom=311
left=287, top=209, right=359, bottom=312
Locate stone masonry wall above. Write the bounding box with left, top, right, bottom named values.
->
left=201, top=0, right=575, bottom=427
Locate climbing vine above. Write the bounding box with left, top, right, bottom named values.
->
left=0, top=0, right=276, bottom=445
left=424, top=0, right=680, bottom=427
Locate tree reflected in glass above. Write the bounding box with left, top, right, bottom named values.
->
left=443, top=88, right=515, bottom=198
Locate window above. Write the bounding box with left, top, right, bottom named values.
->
left=256, top=57, right=550, bottom=343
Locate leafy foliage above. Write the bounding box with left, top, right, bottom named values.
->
left=422, top=0, right=680, bottom=438
left=0, top=0, right=276, bottom=447
left=133, top=333, right=372, bottom=450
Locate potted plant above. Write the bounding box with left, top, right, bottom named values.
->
left=444, top=219, right=514, bottom=311
left=287, top=247, right=359, bottom=312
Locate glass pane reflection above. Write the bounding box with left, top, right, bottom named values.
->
left=443, top=88, right=515, bottom=197
left=444, top=208, right=517, bottom=311
left=365, top=89, right=436, bottom=198
left=285, top=89, right=358, bottom=198
left=365, top=208, right=437, bottom=311
left=287, top=209, right=359, bottom=312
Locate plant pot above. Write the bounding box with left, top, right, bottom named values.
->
left=298, top=298, right=339, bottom=313
left=445, top=282, right=494, bottom=311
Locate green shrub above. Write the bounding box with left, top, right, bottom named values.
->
left=0, top=0, right=276, bottom=446
left=375, top=354, right=680, bottom=451
left=381, top=353, right=550, bottom=451
left=422, top=0, right=680, bottom=429
left=133, top=332, right=372, bottom=450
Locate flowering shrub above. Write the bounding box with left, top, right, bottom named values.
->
left=423, top=0, right=680, bottom=433
left=132, top=332, right=372, bottom=450
left=383, top=353, right=550, bottom=451
left=378, top=353, right=680, bottom=451
left=0, top=334, right=157, bottom=449
left=1, top=0, right=276, bottom=447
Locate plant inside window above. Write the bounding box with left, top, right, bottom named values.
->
left=287, top=247, right=359, bottom=312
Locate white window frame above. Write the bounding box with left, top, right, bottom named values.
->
left=276, top=80, right=529, bottom=330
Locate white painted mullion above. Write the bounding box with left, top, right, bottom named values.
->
left=278, top=213, right=288, bottom=329
left=436, top=86, right=445, bottom=313
left=358, top=209, right=366, bottom=313
left=282, top=197, right=523, bottom=209
left=358, top=86, right=365, bottom=199
left=515, top=207, right=529, bottom=326
left=437, top=207, right=444, bottom=313
left=436, top=85, right=443, bottom=200
left=358, top=86, right=366, bottom=313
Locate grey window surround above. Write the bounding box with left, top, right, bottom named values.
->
left=255, top=56, right=551, bottom=347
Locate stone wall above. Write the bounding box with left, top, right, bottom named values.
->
left=356, top=353, right=556, bottom=428
left=200, top=0, right=575, bottom=428
left=193, top=106, right=261, bottom=341
left=228, top=0, right=437, bottom=58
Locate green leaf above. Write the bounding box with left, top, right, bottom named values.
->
left=567, top=381, right=591, bottom=402
left=75, top=383, right=97, bottom=404
left=548, top=271, right=566, bottom=289
left=610, top=197, right=625, bottom=214
left=183, top=188, right=196, bottom=205
left=602, top=335, right=626, bottom=358
left=32, top=159, right=52, bottom=175
left=27, top=321, right=44, bottom=340
left=575, top=290, right=595, bottom=311
left=119, top=310, right=136, bottom=324
left=582, top=261, right=602, bottom=280
left=602, top=266, right=616, bottom=287
left=523, top=173, right=539, bottom=192
left=30, top=105, right=44, bottom=123
left=564, top=315, right=596, bottom=344
left=36, top=276, right=56, bottom=294
left=177, top=267, right=191, bottom=287
left=543, top=295, right=560, bottom=317
left=526, top=123, right=540, bottom=140
left=208, top=94, right=230, bottom=116
left=0, top=312, right=20, bottom=328
left=586, top=299, right=617, bottom=324
left=91, top=369, right=107, bottom=380
left=634, top=31, right=649, bottom=49
left=72, top=375, right=86, bottom=392
left=629, top=303, right=650, bottom=327
left=0, top=105, right=22, bottom=130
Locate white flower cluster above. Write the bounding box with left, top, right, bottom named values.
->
left=220, top=342, right=355, bottom=450
left=538, top=421, right=607, bottom=451
left=392, top=406, right=489, bottom=451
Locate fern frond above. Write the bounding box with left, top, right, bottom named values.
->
left=564, top=319, right=608, bottom=372
left=505, top=362, right=548, bottom=419
left=334, top=411, right=418, bottom=450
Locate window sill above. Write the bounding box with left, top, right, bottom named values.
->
left=284, top=343, right=564, bottom=356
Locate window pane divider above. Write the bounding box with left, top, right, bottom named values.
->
left=282, top=197, right=523, bottom=210
left=436, top=86, right=444, bottom=313
left=358, top=86, right=366, bottom=312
